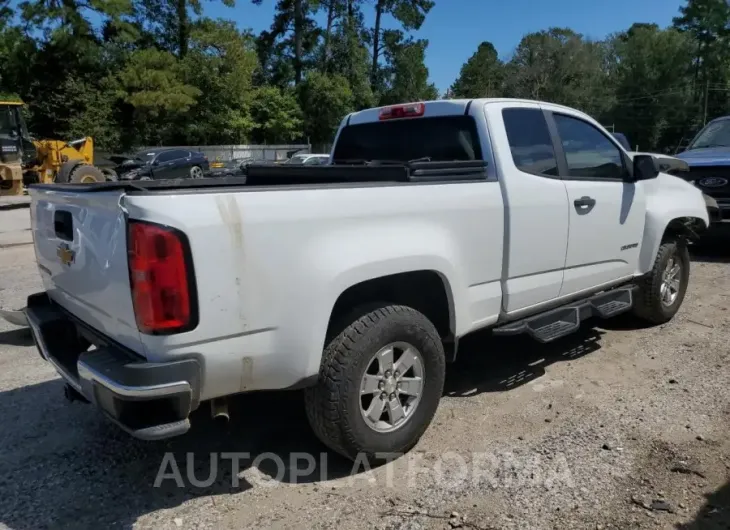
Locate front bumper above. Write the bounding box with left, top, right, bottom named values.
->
left=704, top=194, right=722, bottom=224
left=715, top=198, right=730, bottom=221
left=25, top=292, right=201, bottom=440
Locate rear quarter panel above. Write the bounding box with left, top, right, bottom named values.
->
left=123, top=180, right=504, bottom=400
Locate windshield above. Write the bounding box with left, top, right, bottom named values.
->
left=134, top=151, right=158, bottom=163
left=687, top=119, right=730, bottom=150
left=332, top=116, right=482, bottom=163
left=0, top=106, right=18, bottom=137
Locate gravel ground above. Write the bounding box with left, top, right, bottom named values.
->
left=0, top=209, right=729, bottom=530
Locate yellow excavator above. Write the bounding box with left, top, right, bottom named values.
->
left=0, top=100, right=112, bottom=196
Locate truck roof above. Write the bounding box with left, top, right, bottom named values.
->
left=344, top=98, right=592, bottom=126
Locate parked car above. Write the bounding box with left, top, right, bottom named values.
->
left=675, top=116, right=730, bottom=221
left=281, top=153, right=330, bottom=165
left=112, top=148, right=209, bottom=180
left=24, top=98, right=708, bottom=461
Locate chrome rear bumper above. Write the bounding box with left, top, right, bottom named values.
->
left=25, top=292, right=201, bottom=440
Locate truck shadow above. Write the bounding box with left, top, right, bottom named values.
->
left=0, top=327, right=34, bottom=347
left=691, top=225, right=730, bottom=264
left=677, top=479, right=730, bottom=529
left=444, top=326, right=604, bottom=397
left=0, top=322, right=634, bottom=529
left=691, top=245, right=730, bottom=264
left=0, top=380, right=354, bottom=530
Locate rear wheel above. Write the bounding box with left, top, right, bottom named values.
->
left=190, top=165, right=204, bottom=179
left=632, top=238, right=690, bottom=324
left=66, top=164, right=105, bottom=184
left=304, top=305, right=445, bottom=461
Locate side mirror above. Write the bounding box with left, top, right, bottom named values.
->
left=152, top=160, right=159, bottom=166
left=632, top=154, right=659, bottom=181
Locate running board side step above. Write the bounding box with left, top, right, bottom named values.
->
left=493, top=285, right=637, bottom=343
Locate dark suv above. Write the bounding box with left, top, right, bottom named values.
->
left=116, top=148, right=209, bottom=180
left=675, top=117, right=730, bottom=221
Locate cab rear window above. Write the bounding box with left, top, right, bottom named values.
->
left=332, top=116, right=482, bottom=163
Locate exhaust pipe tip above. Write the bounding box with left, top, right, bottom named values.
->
left=211, top=398, right=230, bottom=423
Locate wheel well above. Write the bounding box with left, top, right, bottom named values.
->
left=327, top=270, right=453, bottom=348
left=664, top=216, right=707, bottom=242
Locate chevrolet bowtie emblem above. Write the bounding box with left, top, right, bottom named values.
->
left=57, top=243, right=75, bottom=267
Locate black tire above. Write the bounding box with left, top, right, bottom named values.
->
left=66, top=164, right=105, bottom=184
left=632, top=238, right=690, bottom=324
left=304, top=305, right=445, bottom=462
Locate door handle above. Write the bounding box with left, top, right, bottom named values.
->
left=574, top=196, right=596, bottom=209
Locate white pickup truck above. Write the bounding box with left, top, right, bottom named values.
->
left=25, top=98, right=709, bottom=461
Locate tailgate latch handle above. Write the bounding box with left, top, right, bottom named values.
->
left=54, top=210, right=73, bottom=241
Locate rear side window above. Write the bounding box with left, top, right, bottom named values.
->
left=332, top=116, right=482, bottom=163
left=157, top=151, right=177, bottom=163
left=502, top=108, right=558, bottom=177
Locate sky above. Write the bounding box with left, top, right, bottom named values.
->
left=207, top=0, right=687, bottom=93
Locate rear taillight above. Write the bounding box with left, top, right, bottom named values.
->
left=128, top=220, right=196, bottom=334
left=379, top=102, right=425, bottom=120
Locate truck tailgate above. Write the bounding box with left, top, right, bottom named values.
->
left=29, top=187, right=145, bottom=354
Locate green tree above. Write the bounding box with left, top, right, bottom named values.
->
left=180, top=19, right=259, bottom=143
left=63, top=77, right=123, bottom=150
left=379, top=34, right=438, bottom=104
left=249, top=86, right=303, bottom=143
left=0, top=0, right=446, bottom=151
left=135, top=0, right=236, bottom=58
left=321, top=0, right=374, bottom=108
left=313, top=0, right=343, bottom=71
left=255, top=0, right=319, bottom=85
left=18, top=0, right=132, bottom=37
left=116, top=48, right=201, bottom=144
left=6, top=0, right=133, bottom=143
left=504, top=28, right=614, bottom=117
left=370, top=0, right=434, bottom=85
left=450, top=41, right=504, bottom=98
left=608, top=24, right=697, bottom=151
left=673, top=0, right=730, bottom=124
left=298, top=71, right=354, bottom=143
left=0, top=16, right=35, bottom=99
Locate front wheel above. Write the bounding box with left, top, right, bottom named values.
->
left=304, top=305, right=445, bottom=461
left=61, top=164, right=105, bottom=184
left=632, top=238, right=690, bottom=324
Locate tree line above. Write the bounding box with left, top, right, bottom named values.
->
left=0, top=0, right=728, bottom=153
left=450, top=0, right=730, bottom=153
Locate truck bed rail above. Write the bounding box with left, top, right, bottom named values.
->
left=27, top=161, right=488, bottom=193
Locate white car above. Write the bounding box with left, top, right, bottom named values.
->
left=24, top=98, right=708, bottom=461
left=282, top=153, right=330, bottom=165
